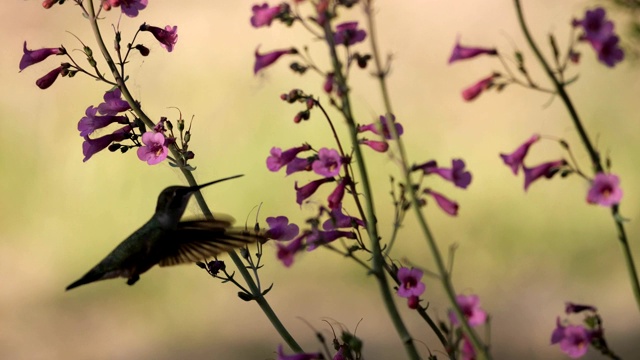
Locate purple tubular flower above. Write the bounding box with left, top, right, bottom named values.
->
left=565, top=302, right=598, bottom=314
left=551, top=318, right=592, bottom=359
left=593, top=35, right=624, bottom=67
left=254, top=47, right=297, bottom=74
left=78, top=105, right=129, bottom=137
left=121, top=0, right=148, bottom=18
left=333, top=21, right=367, bottom=46
left=285, top=157, right=313, bottom=175
left=295, top=178, right=335, bottom=205
left=141, top=24, right=178, bottom=52
left=428, top=159, right=472, bottom=189
left=276, top=344, right=323, bottom=360
left=448, top=37, right=497, bottom=64
left=323, top=72, right=335, bottom=93
left=358, top=115, right=404, bottom=140
left=265, top=216, right=300, bottom=241
left=424, top=189, right=459, bottom=216
left=575, top=8, right=614, bottom=43
left=312, top=148, right=342, bottom=177
left=500, top=134, right=541, bottom=175
left=306, top=229, right=356, bottom=251
left=267, top=144, right=311, bottom=172
left=586, top=173, right=622, bottom=206
left=250, top=3, right=282, bottom=28
left=97, top=89, right=131, bottom=115
left=396, top=267, right=426, bottom=298
left=36, top=66, right=65, bottom=89
left=523, top=159, right=567, bottom=191
left=449, top=294, right=487, bottom=327
left=82, top=125, right=132, bottom=162
left=462, top=74, right=495, bottom=101
left=461, top=337, right=476, bottom=360
left=412, top=160, right=438, bottom=174
left=19, top=41, right=64, bottom=71
left=137, top=131, right=169, bottom=165
left=360, top=139, right=388, bottom=152
left=327, top=178, right=347, bottom=210
left=322, top=208, right=365, bottom=230
left=276, top=233, right=306, bottom=267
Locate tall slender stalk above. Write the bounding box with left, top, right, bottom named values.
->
left=83, top=0, right=302, bottom=351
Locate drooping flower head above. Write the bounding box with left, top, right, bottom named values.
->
left=586, top=173, right=622, bottom=206
left=141, top=24, right=178, bottom=52
left=35, top=65, right=66, bottom=89
left=424, top=189, right=459, bottom=216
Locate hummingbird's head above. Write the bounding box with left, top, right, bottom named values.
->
left=154, top=175, right=245, bottom=216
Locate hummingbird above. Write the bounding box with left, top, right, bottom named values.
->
left=66, top=174, right=262, bottom=290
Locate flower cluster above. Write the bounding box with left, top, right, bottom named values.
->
left=572, top=7, right=624, bottom=67
left=551, top=302, right=617, bottom=359
left=410, top=158, right=472, bottom=216
left=19, top=41, right=70, bottom=89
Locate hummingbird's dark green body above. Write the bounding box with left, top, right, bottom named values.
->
left=66, top=175, right=261, bottom=290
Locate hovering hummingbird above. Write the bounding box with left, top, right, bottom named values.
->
left=66, top=174, right=262, bottom=290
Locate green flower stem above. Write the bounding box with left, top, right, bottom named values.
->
left=513, top=0, right=640, bottom=313
left=84, top=1, right=302, bottom=352
left=362, top=1, right=492, bottom=359
left=321, top=17, right=421, bottom=360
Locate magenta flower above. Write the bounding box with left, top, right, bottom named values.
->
left=322, top=208, right=365, bottom=230
left=141, top=24, right=178, bottom=52
left=36, top=66, right=65, bottom=89
left=306, top=229, right=356, bottom=251
left=360, top=139, right=388, bottom=152
left=449, top=294, right=487, bottom=327
left=462, top=74, right=496, bottom=101
left=500, top=134, right=541, bottom=175
left=323, top=72, right=335, bottom=93
left=424, top=189, right=459, bottom=216
left=97, top=89, right=131, bottom=115
left=461, top=337, right=476, bottom=360
left=312, top=148, right=342, bottom=177
left=276, top=234, right=305, bottom=267
left=358, top=115, right=404, bottom=140
left=19, top=41, right=64, bottom=71
left=276, top=344, right=322, bottom=360
left=427, top=159, right=472, bottom=189
left=551, top=318, right=592, bottom=359
left=77, top=105, right=129, bottom=137
left=254, top=47, right=297, bottom=74
left=82, top=125, right=132, bottom=162
left=523, top=159, right=567, bottom=191
left=586, top=173, right=622, bottom=206
left=333, top=21, right=366, bottom=46
left=565, top=302, right=597, bottom=314
left=137, top=131, right=169, bottom=165
left=327, top=178, right=347, bottom=210
left=250, top=3, right=283, bottom=28
left=448, top=37, right=497, bottom=64
left=593, top=35, right=624, bottom=67
left=397, top=267, right=426, bottom=298
left=265, top=216, right=299, bottom=241
left=120, top=0, right=148, bottom=18
left=286, top=157, right=313, bottom=175
left=267, top=144, right=311, bottom=172
left=295, top=178, right=334, bottom=205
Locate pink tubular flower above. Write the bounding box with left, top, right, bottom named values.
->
left=327, top=178, right=347, bottom=210
left=82, top=125, right=132, bottom=162
left=77, top=105, right=128, bottom=137
left=424, top=189, right=459, bottom=216
left=448, top=37, right=497, bottom=64
left=254, top=47, right=297, bottom=74
left=19, top=41, right=64, bottom=71
left=428, top=159, right=472, bottom=189
left=523, top=159, right=567, bottom=191
left=551, top=318, right=592, bottom=359
left=137, top=131, right=168, bottom=165
left=358, top=115, right=404, bottom=140
left=322, top=208, right=365, bottom=230
left=500, top=134, right=541, bottom=175
left=586, top=173, right=622, bottom=206
left=312, top=148, right=342, bottom=177
left=449, top=294, right=487, bottom=327
left=97, top=88, right=131, bottom=115
left=120, top=0, right=148, bottom=17
left=276, top=234, right=306, bottom=267
left=397, top=267, right=426, bottom=298
left=265, top=216, right=299, bottom=241
left=333, top=21, right=366, bottom=46
left=141, top=24, right=178, bottom=52
left=276, top=344, right=323, bottom=360
left=250, top=3, right=283, bottom=28
left=267, top=144, right=311, bottom=172
left=295, top=178, right=334, bottom=205
left=461, top=336, right=476, bottom=360
left=323, top=72, right=335, bottom=93
left=462, top=74, right=496, bottom=101
left=360, top=139, right=388, bottom=152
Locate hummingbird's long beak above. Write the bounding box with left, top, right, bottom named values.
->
left=188, top=174, right=244, bottom=192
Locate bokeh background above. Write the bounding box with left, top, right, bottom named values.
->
left=2, top=0, right=639, bottom=359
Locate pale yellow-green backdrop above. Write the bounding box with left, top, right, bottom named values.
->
left=2, top=0, right=639, bottom=359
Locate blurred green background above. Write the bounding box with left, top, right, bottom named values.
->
left=2, top=0, right=639, bottom=359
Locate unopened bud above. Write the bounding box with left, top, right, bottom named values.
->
left=108, top=143, right=121, bottom=152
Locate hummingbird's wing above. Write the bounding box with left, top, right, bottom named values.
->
left=158, top=219, right=265, bottom=267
